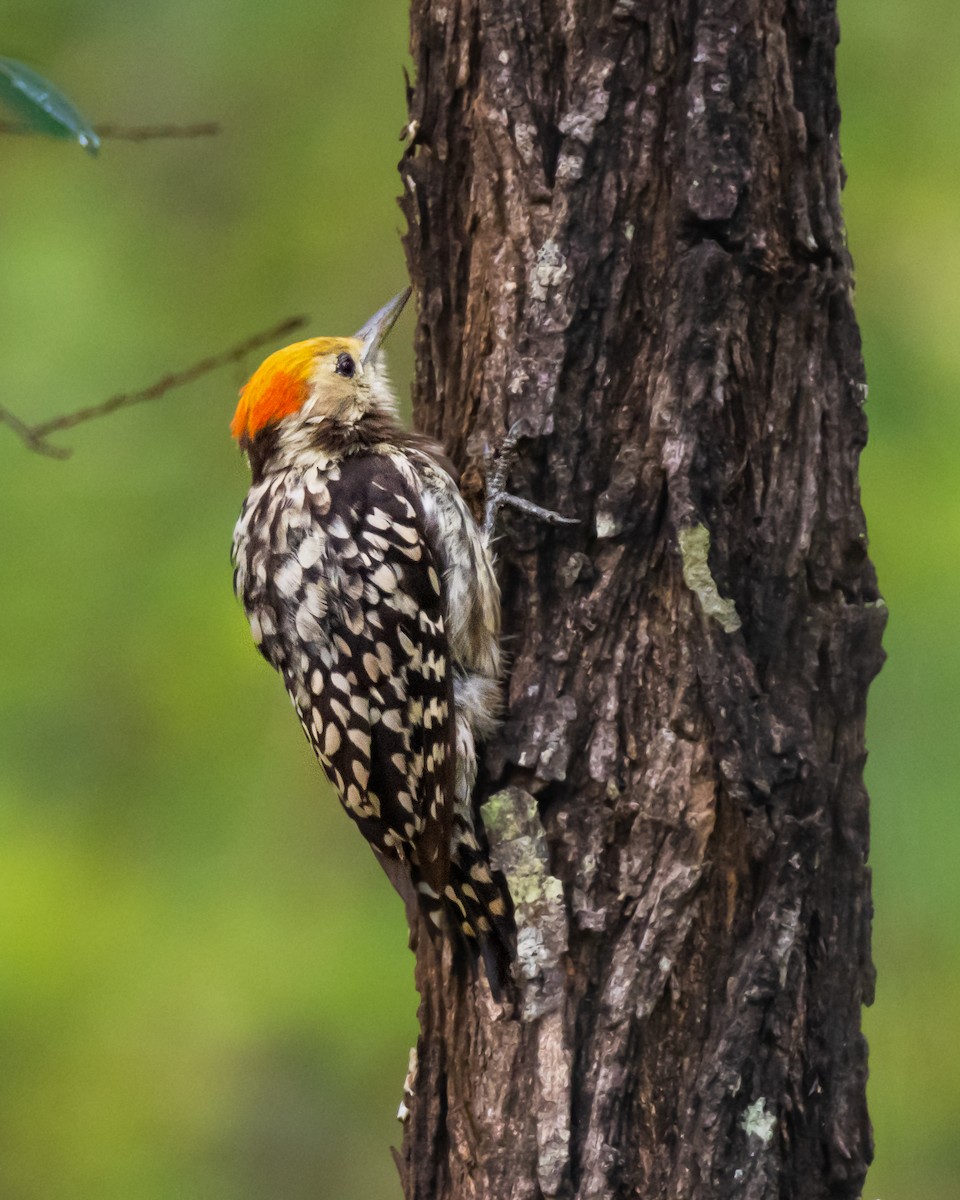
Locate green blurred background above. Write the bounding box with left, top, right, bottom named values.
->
left=0, top=3, right=952, bottom=1197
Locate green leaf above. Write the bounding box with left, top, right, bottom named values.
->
left=0, top=56, right=99, bottom=154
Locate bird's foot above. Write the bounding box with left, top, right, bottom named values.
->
left=483, top=420, right=579, bottom=541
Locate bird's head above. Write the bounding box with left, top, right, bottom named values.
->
left=231, top=289, right=410, bottom=456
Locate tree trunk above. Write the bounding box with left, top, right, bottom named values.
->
left=396, top=2, right=884, bottom=1198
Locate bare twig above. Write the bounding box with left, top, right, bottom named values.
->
left=0, top=403, right=67, bottom=458
left=0, top=315, right=307, bottom=458
left=0, top=120, right=221, bottom=141
left=92, top=122, right=221, bottom=142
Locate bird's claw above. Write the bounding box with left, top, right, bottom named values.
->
left=483, top=420, right=579, bottom=540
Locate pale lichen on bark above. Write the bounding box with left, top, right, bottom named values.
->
left=678, top=523, right=742, bottom=633
left=485, top=788, right=571, bottom=1196
left=740, top=1098, right=778, bottom=1146
left=484, top=787, right=567, bottom=1013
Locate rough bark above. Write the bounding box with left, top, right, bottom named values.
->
left=396, top=2, right=884, bottom=1198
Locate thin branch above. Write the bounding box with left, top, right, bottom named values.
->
left=0, top=402, right=68, bottom=458
left=0, top=316, right=307, bottom=458
left=92, top=122, right=221, bottom=141
left=0, top=120, right=220, bottom=141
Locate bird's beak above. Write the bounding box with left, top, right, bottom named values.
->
left=355, top=288, right=411, bottom=367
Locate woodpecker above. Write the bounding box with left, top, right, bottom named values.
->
left=231, top=289, right=514, bottom=993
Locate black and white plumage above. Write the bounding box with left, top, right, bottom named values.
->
left=230, top=291, right=513, bottom=992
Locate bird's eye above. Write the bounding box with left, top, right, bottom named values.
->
left=335, top=352, right=356, bottom=379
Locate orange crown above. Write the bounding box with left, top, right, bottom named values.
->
left=232, top=338, right=334, bottom=443
left=231, top=339, right=321, bottom=443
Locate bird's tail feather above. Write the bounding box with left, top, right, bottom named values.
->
left=440, top=845, right=516, bottom=1002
